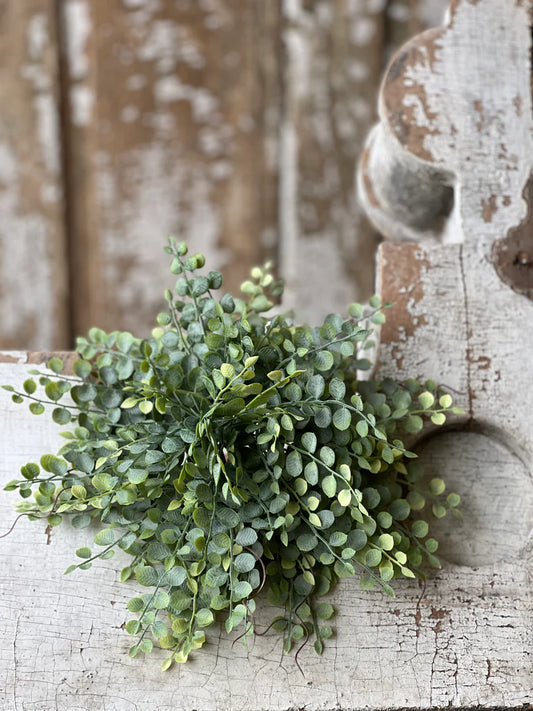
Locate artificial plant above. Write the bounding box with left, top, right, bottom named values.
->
left=3, top=239, right=461, bottom=671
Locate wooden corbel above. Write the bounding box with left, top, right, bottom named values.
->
left=361, top=0, right=533, bottom=588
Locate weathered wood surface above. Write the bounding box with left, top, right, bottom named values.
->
left=0, top=358, right=531, bottom=710
left=362, top=0, right=533, bottom=704
left=0, top=2, right=69, bottom=350
left=0, top=0, right=444, bottom=349
left=364, top=0, right=533, bottom=529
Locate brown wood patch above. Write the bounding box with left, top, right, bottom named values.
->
left=492, top=174, right=533, bottom=299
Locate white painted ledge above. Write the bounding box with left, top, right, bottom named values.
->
left=0, top=360, right=531, bottom=710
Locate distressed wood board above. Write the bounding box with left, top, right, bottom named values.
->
left=0, top=1, right=69, bottom=350
left=0, top=0, right=444, bottom=350
left=0, top=356, right=531, bottom=710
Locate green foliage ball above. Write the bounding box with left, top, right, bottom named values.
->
left=3, top=238, right=461, bottom=671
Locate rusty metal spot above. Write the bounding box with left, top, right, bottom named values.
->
left=493, top=174, right=533, bottom=299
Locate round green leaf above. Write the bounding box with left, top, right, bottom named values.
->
left=233, top=552, right=256, bottom=573
left=365, top=548, right=382, bottom=567
left=418, top=391, right=434, bottom=409
left=332, top=407, right=351, bottom=431
left=94, top=528, right=114, bottom=546
left=196, top=608, right=214, bottom=628
left=439, top=394, right=453, bottom=408
left=431, top=413, right=446, bottom=426
left=301, top=432, right=317, bottom=453
left=321, top=475, right=337, bottom=498
left=405, top=415, right=423, bottom=433
left=314, top=351, right=334, bottom=371
left=135, top=566, right=159, bottom=587
left=429, top=478, right=446, bottom=495
left=355, top=420, right=368, bottom=438
left=378, top=533, right=394, bottom=551
left=411, top=520, right=429, bottom=538
left=296, top=533, right=318, bottom=552
left=390, top=498, right=410, bottom=521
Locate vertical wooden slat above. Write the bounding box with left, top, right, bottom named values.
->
left=384, top=0, right=447, bottom=55
left=0, top=0, right=447, bottom=350
left=60, top=0, right=282, bottom=338
left=279, top=0, right=386, bottom=321
left=0, top=1, right=68, bottom=349
left=279, top=0, right=446, bottom=324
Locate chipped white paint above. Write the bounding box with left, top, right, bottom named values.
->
left=70, top=84, right=95, bottom=126
left=137, top=19, right=206, bottom=72
left=0, top=359, right=531, bottom=709
left=416, top=0, right=447, bottom=27
left=387, top=1, right=411, bottom=23
left=359, top=0, right=533, bottom=244
left=0, top=151, right=56, bottom=346
left=154, top=75, right=219, bottom=122
left=358, top=7, right=533, bottom=705
left=27, top=13, right=48, bottom=61
left=0, top=4, right=68, bottom=349
left=22, top=13, right=61, bottom=177
left=33, top=92, right=61, bottom=175
left=64, top=0, right=92, bottom=81
left=417, top=431, right=532, bottom=567
left=122, top=0, right=149, bottom=8
left=278, top=1, right=305, bottom=317
left=350, top=16, right=377, bottom=46
left=126, top=73, right=148, bottom=91
left=120, top=105, right=140, bottom=123
left=96, top=143, right=229, bottom=336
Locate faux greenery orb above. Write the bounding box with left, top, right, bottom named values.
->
left=3, top=238, right=462, bottom=671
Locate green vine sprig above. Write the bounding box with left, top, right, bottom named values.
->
left=2, top=238, right=463, bottom=671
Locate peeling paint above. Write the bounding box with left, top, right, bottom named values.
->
left=120, top=105, right=140, bottom=123
left=96, top=143, right=230, bottom=336
left=481, top=194, right=498, bottom=223
left=137, top=19, right=206, bottom=72
left=350, top=17, right=376, bottom=46
left=378, top=243, right=430, bottom=349
left=70, top=85, right=95, bottom=126
left=64, top=0, right=92, bottom=81
left=0, top=142, right=56, bottom=346
left=27, top=13, right=48, bottom=61
left=34, top=93, right=60, bottom=176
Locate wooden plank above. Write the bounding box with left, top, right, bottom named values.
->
left=279, top=0, right=386, bottom=320
left=0, top=1, right=69, bottom=350
left=279, top=0, right=444, bottom=323
left=361, top=0, right=533, bottom=704
left=384, top=0, right=447, bottom=57
left=0, top=358, right=530, bottom=709
left=59, top=0, right=282, bottom=339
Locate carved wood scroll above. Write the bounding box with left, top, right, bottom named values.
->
left=360, top=1, right=533, bottom=706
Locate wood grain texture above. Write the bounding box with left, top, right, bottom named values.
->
left=0, top=0, right=443, bottom=349
left=59, top=0, right=282, bottom=339
left=361, top=1, right=533, bottom=704
left=280, top=0, right=386, bottom=321
left=0, top=1, right=69, bottom=350
left=0, top=362, right=531, bottom=710
left=359, top=0, right=532, bottom=245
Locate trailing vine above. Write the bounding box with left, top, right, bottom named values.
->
left=3, top=239, right=462, bottom=671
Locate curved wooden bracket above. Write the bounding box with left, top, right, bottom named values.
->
left=358, top=0, right=533, bottom=253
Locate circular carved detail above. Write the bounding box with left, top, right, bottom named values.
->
left=416, top=430, right=532, bottom=567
